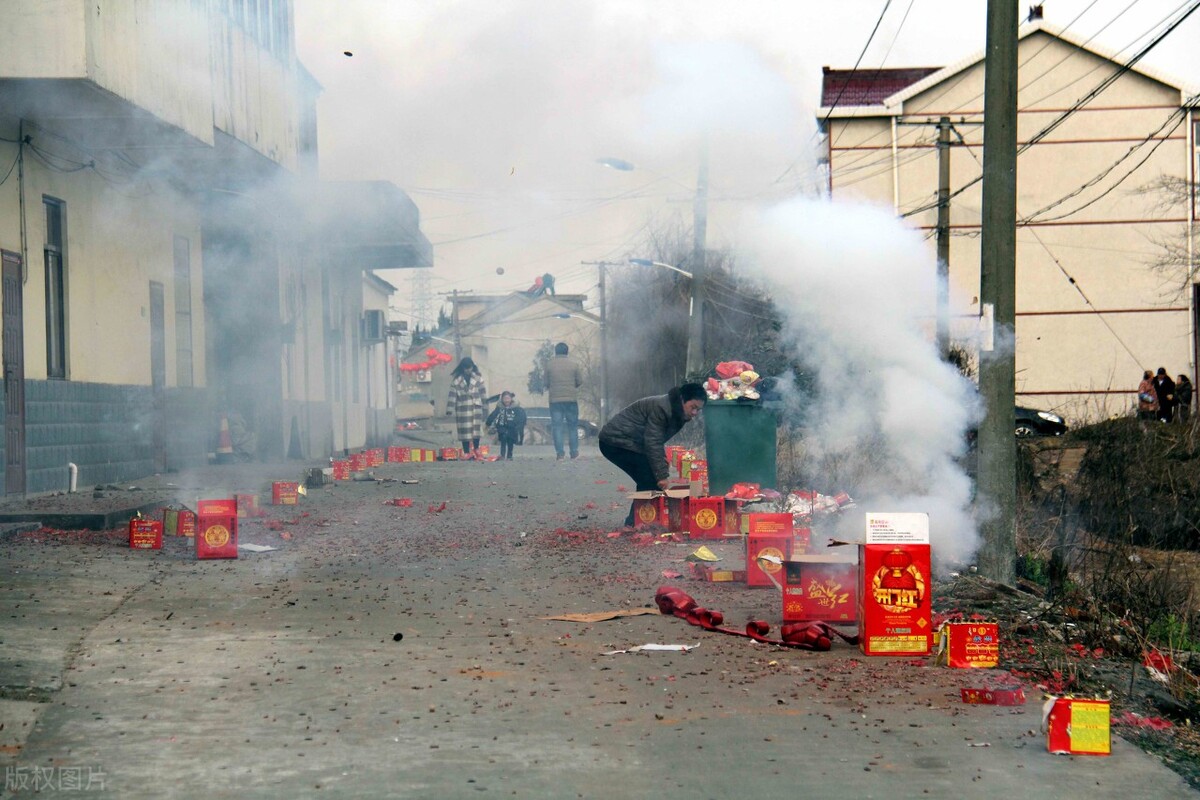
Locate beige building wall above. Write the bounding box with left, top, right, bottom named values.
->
left=826, top=27, right=1195, bottom=423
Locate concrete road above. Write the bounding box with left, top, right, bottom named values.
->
left=1, top=443, right=1194, bottom=799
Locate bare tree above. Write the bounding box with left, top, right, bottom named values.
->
left=1134, top=175, right=1198, bottom=300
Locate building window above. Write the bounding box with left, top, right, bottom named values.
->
left=173, top=235, right=193, bottom=387
left=44, top=197, right=67, bottom=379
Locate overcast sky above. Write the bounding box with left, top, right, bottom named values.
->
left=293, top=1, right=1200, bottom=320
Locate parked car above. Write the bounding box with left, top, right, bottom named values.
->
left=520, top=407, right=599, bottom=445
left=1015, top=406, right=1067, bottom=437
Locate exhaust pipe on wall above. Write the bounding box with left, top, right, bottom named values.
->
left=67, top=462, right=78, bottom=493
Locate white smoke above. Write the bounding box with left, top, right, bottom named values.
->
left=743, top=196, right=983, bottom=566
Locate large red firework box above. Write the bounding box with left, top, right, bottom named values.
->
left=938, top=622, right=999, bottom=668
left=687, top=496, right=725, bottom=539
left=195, top=499, right=239, bottom=560
left=782, top=555, right=857, bottom=622
left=367, top=448, right=385, bottom=467
left=349, top=452, right=368, bottom=471
left=331, top=460, right=350, bottom=480
left=1043, top=697, right=1110, bottom=756
left=129, top=517, right=162, bottom=549
left=271, top=481, right=300, bottom=506
left=388, top=446, right=409, bottom=463
left=665, top=445, right=685, bottom=471
left=746, top=530, right=792, bottom=587
left=438, top=448, right=459, bottom=461
left=162, top=507, right=196, bottom=537
left=627, top=491, right=667, bottom=529
left=740, top=512, right=791, bottom=536
left=858, top=512, right=933, bottom=656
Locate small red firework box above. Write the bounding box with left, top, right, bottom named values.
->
left=331, top=460, right=350, bottom=480
left=477, top=444, right=490, bottom=457
left=688, top=461, right=709, bottom=498
left=961, top=687, right=1026, bottom=706
left=938, top=622, right=999, bottom=668
left=349, top=452, right=368, bottom=472
left=687, top=496, right=726, bottom=539
left=689, top=562, right=746, bottom=582
left=388, top=446, right=410, bottom=463
left=627, top=491, right=667, bottom=529
left=665, top=445, right=685, bottom=466
left=367, top=448, right=385, bottom=467
left=235, top=493, right=262, bottom=518
left=271, top=481, right=300, bottom=506
left=162, top=507, right=196, bottom=537
left=672, top=449, right=696, bottom=476
left=858, top=512, right=933, bottom=656
left=782, top=555, right=858, bottom=622
left=438, top=448, right=459, bottom=461
left=129, top=516, right=162, bottom=549
left=422, top=448, right=438, bottom=462
left=1043, top=697, right=1110, bottom=756
left=195, top=498, right=239, bottom=560
left=662, top=489, right=690, bottom=532
left=746, top=530, right=792, bottom=587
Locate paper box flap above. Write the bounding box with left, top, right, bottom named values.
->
left=865, top=511, right=930, bottom=544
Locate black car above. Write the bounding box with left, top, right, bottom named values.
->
left=1015, top=406, right=1067, bottom=437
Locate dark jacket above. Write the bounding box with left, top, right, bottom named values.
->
left=598, top=388, right=688, bottom=481
left=1154, top=375, right=1177, bottom=409
left=1177, top=377, right=1193, bottom=408
left=486, top=403, right=527, bottom=443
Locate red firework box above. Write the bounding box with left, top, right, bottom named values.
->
left=162, top=507, right=196, bottom=537
left=331, top=460, right=350, bottom=480
left=195, top=498, right=239, bottom=560
left=662, top=489, right=690, bottom=532
left=938, top=621, right=999, bottom=668
left=664, top=445, right=685, bottom=471
left=271, top=481, right=300, bottom=506
left=367, top=448, right=385, bottom=467
left=688, top=461, right=709, bottom=498
left=627, top=491, right=667, bottom=529
left=236, top=493, right=265, bottom=518
left=858, top=512, right=933, bottom=656
left=961, top=687, right=1026, bottom=706
left=439, top=448, right=459, bottom=461
left=387, top=446, right=409, bottom=463
left=1043, top=697, right=1111, bottom=756
left=746, top=530, right=792, bottom=588
left=687, top=496, right=726, bottom=539
left=782, top=555, right=858, bottom=623
left=349, top=452, right=368, bottom=472
left=129, top=516, right=162, bottom=549
left=477, top=444, right=490, bottom=457
left=672, top=449, right=696, bottom=477
left=419, top=449, right=437, bottom=462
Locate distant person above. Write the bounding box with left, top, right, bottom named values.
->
left=526, top=275, right=545, bottom=297
left=1153, top=367, right=1176, bottom=423
left=1137, top=370, right=1158, bottom=421
left=545, top=342, right=583, bottom=461
left=1176, top=373, right=1193, bottom=424
left=599, top=383, right=707, bottom=528
left=541, top=272, right=556, bottom=296
left=486, top=391, right=527, bottom=461
left=446, top=357, right=488, bottom=456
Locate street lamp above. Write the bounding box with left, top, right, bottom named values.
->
left=628, top=258, right=693, bottom=279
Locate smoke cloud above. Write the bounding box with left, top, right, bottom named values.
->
left=742, top=197, right=983, bottom=567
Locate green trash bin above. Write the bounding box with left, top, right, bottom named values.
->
left=702, top=400, right=777, bottom=495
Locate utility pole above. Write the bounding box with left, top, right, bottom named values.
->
left=685, top=137, right=709, bottom=381
left=977, top=0, right=1019, bottom=585
left=449, top=289, right=462, bottom=361
left=581, top=260, right=614, bottom=426
left=936, top=116, right=952, bottom=360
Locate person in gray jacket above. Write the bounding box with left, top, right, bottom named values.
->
left=599, top=383, right=707, bottom=527
left=545, top=342, right=584, bottom=460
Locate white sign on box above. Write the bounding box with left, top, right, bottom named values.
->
left=864, top=512, right=930, bottom=544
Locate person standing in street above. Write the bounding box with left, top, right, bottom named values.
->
left=545, top=342, right=583, bottom=460
left=446, top=357, right=488, bottom=456
left=599, top=383, right=707, bottom=528
left=1153, top=367, right=1176, bottom=423
left=1137, top=370, right=1158, bottom=421
left=1176, top=373, right=1193, bottom=424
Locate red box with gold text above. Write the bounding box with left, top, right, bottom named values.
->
left=332, top=460, right=350, bottom=480
left=349, top=452, right=368, bottom=471
left=858, top=543, right=933, bottom=656
left=129, top=518, right=162, bottom=549
left=940, top=622, right=999, bottom=668
left=630, top=494, right=666, bottom=529
left=195, top=499, right=239, bottom=560
left=388, top=446, right=409, bottom=463
left=746, top=531, right=792, bottom=587
left=687, top=496, right=725, bottom=539
left=272, top=481, right=299, bottom=506
left=782, top=555, right=857, bottom=622
left=1044, top=697, right=1110, bottom=755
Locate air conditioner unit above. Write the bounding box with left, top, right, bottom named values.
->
left=362, top=309, right=386, bottom=343
left=415, top=369, right=432, bottom=384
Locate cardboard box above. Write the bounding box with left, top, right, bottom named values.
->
left=741, top=512, right=792, bottom=536
left=688, top=461, right=709, bottom=498
left=388, top=446, right=409, bottom=463
left=367, top=448, right=385, bottom=467
left=1044, top=697, right=1110, bottom=755
left=272, top=481, right=300, bottom=506
left=939, top=622, right=999, bottom=668
left=162, top=507, right=196, bottom=537
left=195, top=499, right=238, bottom=560
left=439, top=448, right=459, bottom=461
left=858, top=512, right=933, bottom=656
left=688, top=496, right=725, bottom=539
left=689, top=563, right=746, bottom=582
left=782, top=555, right=857, bottom=622
left=746, top=531, right=792, bottom=587
left=129, top=518, right=162, bottom=549
left=672, top=448, right=696, bottom=476
left=724, top=500, right=741, bottom=536
left=332, top=460, right=350, bottom=480
left=961, top=687, right=1026, bottom=705
left=628, top=492, right=667, bottom=529
left=349, top=452, right=368, bottom=471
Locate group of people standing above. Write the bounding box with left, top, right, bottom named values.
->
left=1137, top=367, right=1193, bottom=423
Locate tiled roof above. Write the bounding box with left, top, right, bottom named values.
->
left=820, top=66, right=942, bottom=108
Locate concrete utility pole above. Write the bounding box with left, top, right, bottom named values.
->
left=977, top=0, right=1019, bottom=585
left=685, top=138, right=709, bottom=381
left=936, top=116, right=952, bottom=360
left=580, top=260, right=613, bottom=426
